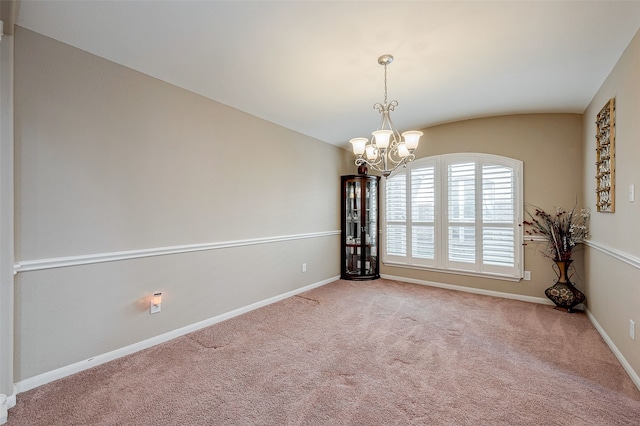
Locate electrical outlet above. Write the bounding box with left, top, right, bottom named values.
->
left=630, top=320, right=636, bottom=341
left=630, top=184, right=635, bottom=203
left=523, top=271, right=531, bottom=281
left=302, top=263, right=307, bottom=273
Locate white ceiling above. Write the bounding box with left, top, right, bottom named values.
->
left=15, top=1, right=640, bottom=148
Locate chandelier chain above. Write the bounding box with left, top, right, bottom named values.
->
left=383, top=63, right=388, bottom=106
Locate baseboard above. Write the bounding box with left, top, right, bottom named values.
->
left=15, top=276, right=339, bottom=395
left=585, top=308, right=640, bottom=392
left=0, top=397, right=5, bottom=425
left=381, top=274, right=555, bottom=306
left=0, top=395, right=6, bottom=425
left=0, top=387, right=16, bottom=425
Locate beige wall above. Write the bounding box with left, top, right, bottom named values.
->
left=582, top=28, right=640, bottom=377
left=13, top=21, right=640, bottom=387
left=13, top=27, right=351, bottom=380
left=382, top=113, right=584, bottom=299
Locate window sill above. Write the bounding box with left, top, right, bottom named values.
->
left=382, top=260, right=523, bottom=282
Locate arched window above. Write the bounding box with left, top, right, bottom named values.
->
left=384, top=153, right=523, bottom=280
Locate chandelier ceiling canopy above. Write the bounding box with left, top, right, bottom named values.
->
left=349, top=54, right=423, bottom=178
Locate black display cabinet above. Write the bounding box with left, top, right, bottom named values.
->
left=341, top=175, right=380, bottom=280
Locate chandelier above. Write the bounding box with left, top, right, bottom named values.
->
left=349, top=54, right=423, bottom=177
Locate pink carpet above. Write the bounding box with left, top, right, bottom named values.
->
left=7, top=279, right=640, bottom=425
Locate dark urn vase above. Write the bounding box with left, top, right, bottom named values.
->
left=545, top=259, right=585, bottom=313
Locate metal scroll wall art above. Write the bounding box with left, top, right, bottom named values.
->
left=595, top=98, right=615, bottom=213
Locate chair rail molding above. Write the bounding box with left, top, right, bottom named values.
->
left=14, top=230, right=341, bottom=274
left=585, top=240, right=640, bottom=270
left=526, top=236, right=640, bottom=270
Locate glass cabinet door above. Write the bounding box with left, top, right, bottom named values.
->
left=341, top=175, right=380, bottom=280
left=364, top=178, right=378, bottom=275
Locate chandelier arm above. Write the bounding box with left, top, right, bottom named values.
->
left=378, top=108, right=388, bottom=131
left=354, top=154, right=415, bottom=178
left=383, top=105, right=402, bottom=147
left=377, top=104, right=401, bottom=138
left=359, top=155, right=383, bottom=168
left=382, top=148, right=389, bottom=172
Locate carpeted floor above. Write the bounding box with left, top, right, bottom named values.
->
left=7, top=279, right=640, bottom=425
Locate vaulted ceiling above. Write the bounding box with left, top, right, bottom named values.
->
left=15, top=1, right=640, bottom=148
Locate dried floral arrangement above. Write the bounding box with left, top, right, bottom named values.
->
left=523, top=206, right=590, bottom=262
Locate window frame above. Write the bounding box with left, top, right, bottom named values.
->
left=382, top=153, right=524, bottom=281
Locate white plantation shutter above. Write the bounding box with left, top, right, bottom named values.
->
left=411, top=166, right=435, bottom=260
left=386, top=225, right=406, bottom=256
left=482, top=227, right=514, bottom=266
left=482, top=165, right=516, bottom=269
left=383, top=154, right=522, bottom=280
left=385, top=174, right=407, bottom=257
left=447, top=162, right=476, bottom=265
